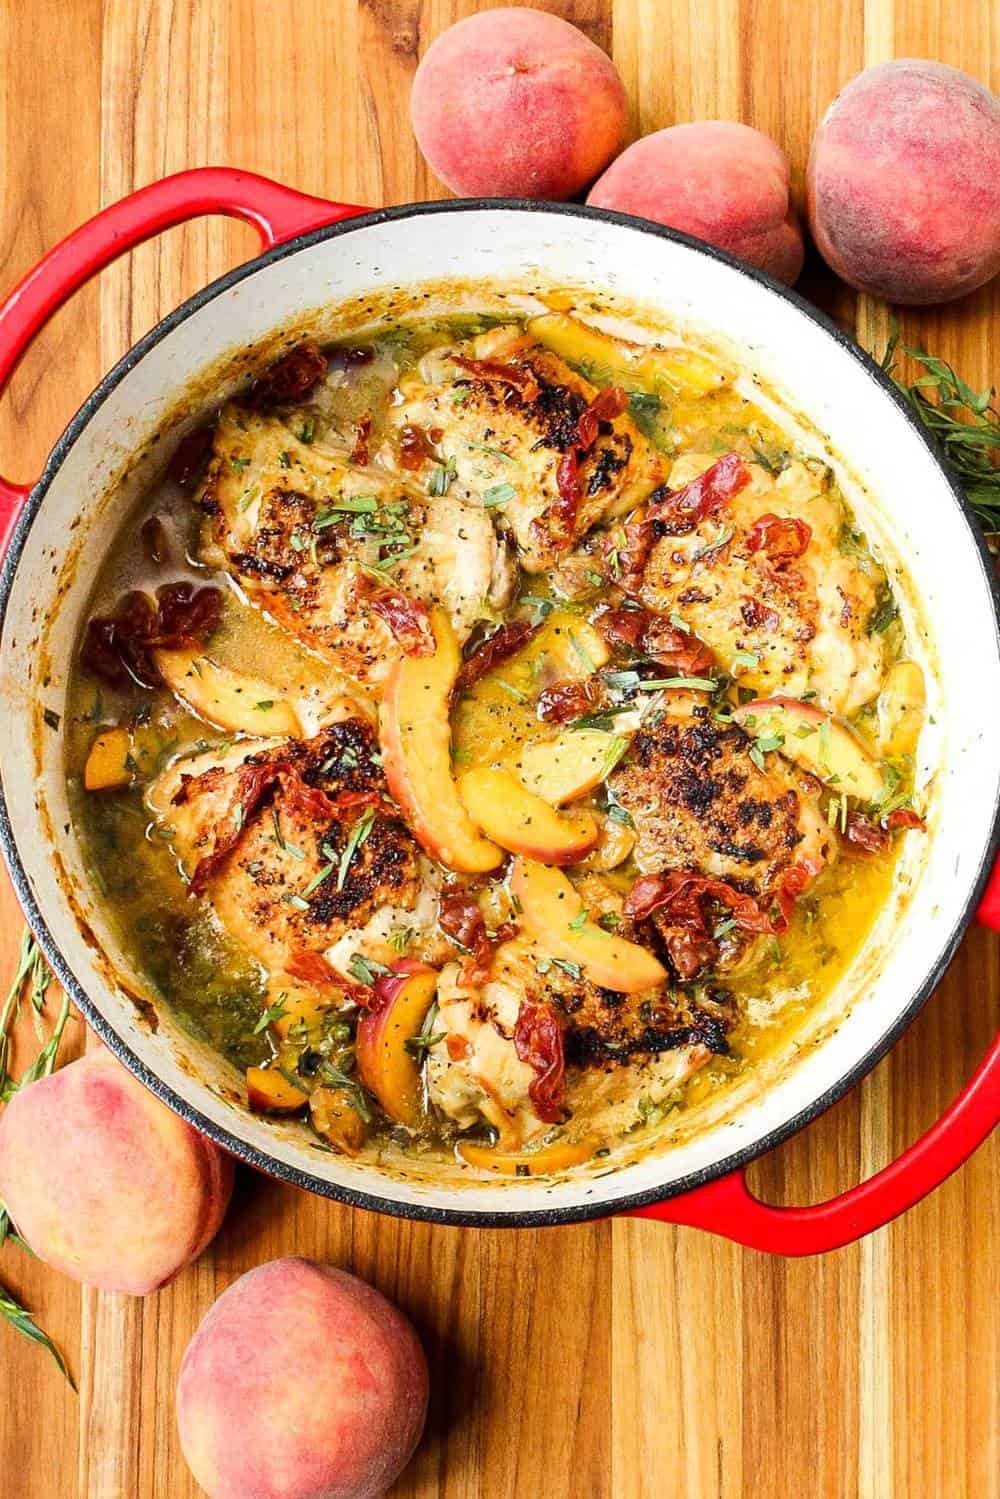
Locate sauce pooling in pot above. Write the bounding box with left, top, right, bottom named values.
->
left=64, top=308, right=926, bottom=1176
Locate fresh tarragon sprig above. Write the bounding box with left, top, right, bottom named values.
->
left=879, top=325, right=1000, bottom=533
left=0, top=929, right=75, bottom=1387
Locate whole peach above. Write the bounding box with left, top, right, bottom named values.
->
left=0, top=1049, right=232, bottom=1295
left=808, top=60, right=1000, bottom=304
left=411, top=7, right=628, bottom=200
left=176, top=1259, right=429, bottom=1499
left=587, top=121, right=804, bottom=284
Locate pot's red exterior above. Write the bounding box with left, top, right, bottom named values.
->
left=0, top=167, right=996, bottom=1255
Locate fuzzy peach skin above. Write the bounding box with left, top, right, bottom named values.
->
left=177, top=1259, right=429, bottom=1499
left=808, top=60, right=1000, bottom=304
left=587, top=121, right=804, bottom=284
left=0, top=1049, right=233, bottom=1296
left=410, top=7, right=628, bottom=199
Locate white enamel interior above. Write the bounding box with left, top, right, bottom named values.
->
left=1, top=205, right=998, bottom=1220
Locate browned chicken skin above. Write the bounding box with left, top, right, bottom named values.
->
left=608, top=707, right=835, bottom=903
left=148, top=720, right=422, bottom=978
left=392, top=325, right=666, bottom=571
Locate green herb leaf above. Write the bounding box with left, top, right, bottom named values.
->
left=483, top=482, right=517, bottom=508
left=253, top=1000, right=289, bottom=1034
left=0, top=1284, right=75, bottom=1387
left=337, top=807, right=377, bottom=890
left=879, top=327, right=1000, bottom=532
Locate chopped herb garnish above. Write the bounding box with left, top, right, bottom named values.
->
left=256, top=699, right=275, bottom=710
left=285, top=893, right=311, bottom=912
left=298, top=419, right=315, bottom=444
left=337, top=807, right=377, bottom=890
left=731, top=650, right=760, bottom=671
left=483, top=482, right=517, bottom=508
left=606, top=802, right=635, bottom=828
left=551, top=958, right=583, bottom=980
left=300, top=861, right=336, bottom=899
left=429, top=456, right=458, bottom=496
left=253, top=1000, right=289, bottom=1034
left=464, top=437, right=515, bottom=463
left=568, top=909, right=589, bottom=932
left=638, top=675, right=717, bottom=692
left=494, top=678, right=528, bottom=703
left=347, top=953, right=393, bottom=986
left=278, top=450, right=292, bottom=468
left=519, top=595, right=556, bottom=623
left=230, top=456, right=250, bottom=472
left=404, top=1001, right=446, bottom=1058
left=569, top=632, right=596, bottom=673
left=868, top=585, right=899, bottom=636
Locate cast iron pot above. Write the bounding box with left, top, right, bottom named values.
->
left=0, top=169, right=998, bottom=1252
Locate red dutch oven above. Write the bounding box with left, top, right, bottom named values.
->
left=0, top=169, right=997, bottom=1252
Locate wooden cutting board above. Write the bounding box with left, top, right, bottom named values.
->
left=0, top=2, right=996, bottom=1495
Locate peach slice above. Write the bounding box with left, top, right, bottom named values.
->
left=458, top=767, right=598, bottom=864
left=510, top=858, right=667, bottom=993
left=541, top=614, right=611, bottom=681
left=876, top=661, right=925, bottom=758
left=379, top=608, right=502, bottom=873
left=154, top=647, right=302, bottom=737
left=356, top=965, right=438, bottom=1129
left=513, top=728, right=624, bottom=804
left=457, top=1136, right=601, bottom=1175
left=733, top=695, right=885, bottom=801
left=528, top=311, right=728, bottom=396
left=84, top=727, right=133, bottom=791
left=246, top=1065, right=308, bottom=1114
left=310, top=1087, right=368, bottom=1155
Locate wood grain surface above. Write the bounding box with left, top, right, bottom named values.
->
left=0, top=2, right=997, bottom=1496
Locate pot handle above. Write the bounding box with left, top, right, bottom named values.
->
left=0, top=166, right=365, bottom=555
left=630, top=898, right=1000, bottom=1253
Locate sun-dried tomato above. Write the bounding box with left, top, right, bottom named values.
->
left=351, top=414, right=372, bottom=467
left=843, top=812, right=890, bottom=855
left=537, top=678, right=602, bottom=724
left=640, top=618, right=716, bottom=676
left=398, top=423, right=437, bottom=470
left=455, top=619, right=538, bottom=693
left=285, top=951, right=341, bottom=985
left=647, top=452, right=751, bottom=536
left=746, top=513, right=812, bottom=566
left=625, top=871, right=773, bottom=934
left=882, top=808, right=926, bottom=833
left=452, top=355, right=541, bottom=402
left=772, top=860, right=821, bottom=931
left=741, top=596, right=780, bottom=631
left=604, top=514, right=656, bottom=596
left=168, top=425, right=215, bottom=489
left=250, top=342, right=327, bottom=406
left=596, top=606, right=651, bottom=651
left=361, top=580, right=435, bottom=657
left=513, top=1002, right=566, bottom=1123
left=548, top=386, right=629, bottom=537
left=155, top=581, right=223, bottom=648
left=662, top=927, right=718, bottom=982
left=81, top=582, right=223, bottom=688
left=439, top=892, right=493, bottom=978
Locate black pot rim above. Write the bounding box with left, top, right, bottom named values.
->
left=1, top=195, right=998, bottom=1231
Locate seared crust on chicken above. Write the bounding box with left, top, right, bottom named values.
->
left=197, top=404, right=513, bottom=686
left=608, top=708, right=834, bottom=900
left=147, top=720, right=422, bottom=976
left=637, top=455, right=888, bottom=714
left=489, top=937, right=736, bottom=1062
left=391, top=325, right=666, bottom=572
